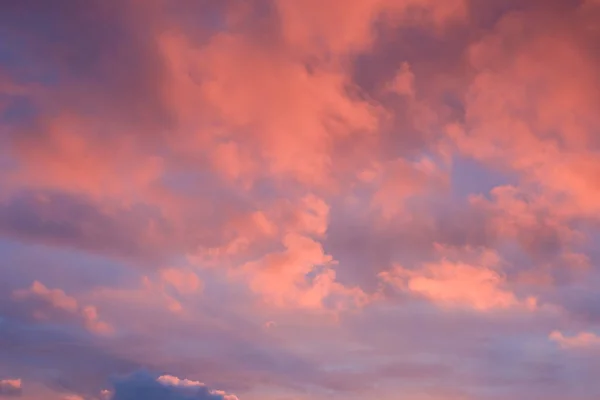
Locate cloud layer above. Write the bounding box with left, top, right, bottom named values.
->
left=2, top=0, right=600, bottom=399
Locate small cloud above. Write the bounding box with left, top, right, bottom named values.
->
left=264, top=321, right=277, bottom=329
left=386, top=62, right=415, bottom=97
left=62, top=395, right=85, bottom=400
left=379, top=249, right=533, bottom=311
left=156, top=375, right=205, bottom=388
left=13, top=281, right=78, bottom=313
left=12, top=281, right=113, bottom=335
left=0, top=379, right=22, bottom=397
left=549, top=331, right=600, bottom=349
left=159, top=268, right=203, bottom=294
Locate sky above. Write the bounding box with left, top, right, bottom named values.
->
left=1, top=0, right=600, bottom=399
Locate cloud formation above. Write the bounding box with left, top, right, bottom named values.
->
left=2, top=0, right=600, bottom=399
left=381, top=257, right=523, bottom=311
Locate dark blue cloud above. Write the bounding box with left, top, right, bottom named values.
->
left=0, top=190, right=174, bottom=265
left=0, top=317, right=138, bottom=397
left=111, top=370, right=237, bottom=400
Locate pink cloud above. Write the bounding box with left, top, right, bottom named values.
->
left=6, top=115, right=164, bottom=202
left=159, top=268, right=203, bottom=295
left=549, top=331, right=600, bottom=349
left=380, top=247, right=536, bottom=311
left=158, top=29, right=382, bottom=187
left=236, top=233, right=338, bottom=309
left=370, top=156, right=448, bottom=219
left=0, top=379, right=22, bottom=397
left=3, top=1, right=600, bottom=399
left=12, top=281, right=113, bottom=335
left=450, top=1, right=600, bottom=220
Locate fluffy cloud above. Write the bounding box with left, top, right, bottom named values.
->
left=379, top=247, right=536, bottom=311
left=2, top=0, right=600, bottom=399
left=450, top=0, right=600, bottom=220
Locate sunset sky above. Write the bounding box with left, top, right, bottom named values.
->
left=1, top=0, right=600, bottom=399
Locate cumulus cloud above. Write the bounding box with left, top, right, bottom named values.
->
left=3, top=0, right=600, bottom=399
left=110, top=371, right=238, bottom=400
left=379, top=247, right=536, bottom=311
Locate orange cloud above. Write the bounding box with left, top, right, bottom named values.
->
left=451, top=2, right=600, bottom=219
left=380, top=248, right=535, bottom=311
left=236, top=233, right=336, bottom=309
left=233, top=232, right=369, bottom=311
left=159, top=268, right=202, bottom=294
left=159, top=30, right=381, bottom=187
left=6, top=115, right=164, bottom=203
left=188, top=194, right=328, bottom=266
left=4, top=1, right=600, bottom=398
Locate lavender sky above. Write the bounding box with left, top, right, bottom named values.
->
left=2, top=0, right=600, bottom=399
